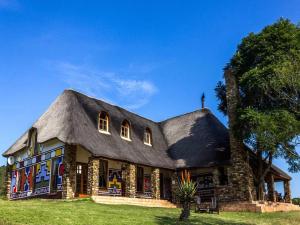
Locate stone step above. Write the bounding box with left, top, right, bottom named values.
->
left=91, top=196, right=177, bottom=208
left=220, top=201, right=300, bottom=213
left=92, top=199, right=176, bottom=207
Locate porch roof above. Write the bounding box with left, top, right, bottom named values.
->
left=270, top=164, right=291, bottom=181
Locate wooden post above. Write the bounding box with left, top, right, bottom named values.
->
left=284, top=180, right=292, bottom=203
left=266, top=174, right=276, bottom=202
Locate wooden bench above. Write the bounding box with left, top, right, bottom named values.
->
left=194, top=196, right=219, bottom=214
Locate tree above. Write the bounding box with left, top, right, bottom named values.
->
left=215, top=18, right=300, bottom=200
left=293, top=198, right=300, bottom=206
left=176, top=170, right=197, bottom=221
left=0, top=166, right=6, bottom=196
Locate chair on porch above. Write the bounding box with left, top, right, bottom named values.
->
left=194, top=195, right=219, bottom=214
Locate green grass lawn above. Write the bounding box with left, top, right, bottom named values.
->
left=0, top=199, right=300, bottom=225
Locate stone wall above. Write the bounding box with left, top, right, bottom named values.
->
left=125, top=163, right=136, bottom=198
left=151, top=168, right=160, bottom=199
left=220, top=201, right=300, bottom=213
left=87, top=158, right=99, bottom=195
left=62, top=144, right=77, bottom=199
left=6, top=166, right=11, bottom=199
left=224, top=69, right=255, bottom=202
left=212, top=168, right=236, bottom=202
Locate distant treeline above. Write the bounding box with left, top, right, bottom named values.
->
left=293, top=198, right=300, bottom=206
left=0, top=166, right=5, bottom=196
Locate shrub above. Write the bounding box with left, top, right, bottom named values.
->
left=0, top=166, right=6, bottom=196
left=176, top=170, right=197, bottom=221
left=292, top=198, right=300, bottom=206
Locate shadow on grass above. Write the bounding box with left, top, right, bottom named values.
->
left=155, top=215, right=254, bottom=225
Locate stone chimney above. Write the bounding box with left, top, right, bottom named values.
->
left=201, top=93, right=205, bottom=109
left=224, top=68, right=255, bottom=202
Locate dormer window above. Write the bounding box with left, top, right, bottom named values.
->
left=98, top=112, right=110, bottom=134
left=144, top=128, right=152, bottom=146
left=28, top=128, right=38, bottom=156
left=121, top=120, right=131, bottom=140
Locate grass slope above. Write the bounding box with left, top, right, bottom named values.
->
left=0, top=199, right=300, bottom=225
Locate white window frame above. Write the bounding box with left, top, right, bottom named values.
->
left=144, top=129, right=152, bottom=146
left=98, top=112, right=110, bottom=135
left=121, top=121, right=131, bottom=141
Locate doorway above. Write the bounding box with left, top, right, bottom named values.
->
left=160, top=173, right=172, bottom=200
left=76, top=163, right=88, bottom=196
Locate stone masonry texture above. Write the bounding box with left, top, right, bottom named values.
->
left=62, top=144, right=77, bottom=199
left=151, top=168, right=160, bottom=199
left=224, top=69, right=255, bottom=202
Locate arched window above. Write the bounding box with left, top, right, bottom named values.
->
left=144, top=128, right=152, bottom=146
left=121, top=120, right=131, bottom=140
left=98, top=112, right=110, bottom=133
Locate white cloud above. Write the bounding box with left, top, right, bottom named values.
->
left=55, top=62, right=158, bottom=110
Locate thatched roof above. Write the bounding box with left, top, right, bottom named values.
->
left=3, top=90, right=231, bottom=169
left=2, top=89, right=289, bottom=179
left=160, top=110, right=231, bottom=168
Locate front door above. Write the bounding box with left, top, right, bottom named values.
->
left=160, top=173, right=172, bottom=200
left=160, top=173, right=164, bottom=198
left=76, top=163, right=88, bottom=196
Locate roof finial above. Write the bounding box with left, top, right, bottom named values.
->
left=201, top=92, right=205, bottom=109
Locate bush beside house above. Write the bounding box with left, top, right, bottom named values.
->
left=0, top=166, right=6, bottom=196
left=293, top=198, right=300, bottom=206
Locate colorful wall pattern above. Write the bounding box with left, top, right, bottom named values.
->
left=108, top=169, right=122, bottom=195
left=10, top=145, right=65, bottom=199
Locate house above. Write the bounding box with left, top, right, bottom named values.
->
left=2, top=87, right=294, bottom=211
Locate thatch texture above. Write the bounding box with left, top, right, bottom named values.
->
left=6, top=89, right=286, bottom=176
left=160, top=110, right=230, bottom=168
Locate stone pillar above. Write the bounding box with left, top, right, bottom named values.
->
left=5, top=166, right=11, bottom=200
left=171, top=172, right=179, bottom=203
left=224, top=69, right=254, bottom=202
left=284, top=180, right=292, bottom=203
left=87, top=158, right=99, bottom=196
left=125, top=164, right=136, bottom=198
left=151, top=168, right=160, bottom=199
left=266, top=174, right=276, bottom=202
left=62, top=144, right=77, bottom=199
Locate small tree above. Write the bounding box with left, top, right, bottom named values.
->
left=176, top=170, right=197, bottom=221
left=293, top=198, right=300, bottom=206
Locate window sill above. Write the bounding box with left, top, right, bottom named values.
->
left=99, top=130, right=111, bottom=135
left=144, top=142, right=152, bottom=147
left=121, top=136, right=132, bottom=142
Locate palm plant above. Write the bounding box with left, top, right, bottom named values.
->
left=176, top=170, right=197, bottom=221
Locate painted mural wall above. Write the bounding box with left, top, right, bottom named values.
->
left=108, top=169, right=122, bottom=195
left=10, top=141, right=64, bottom=199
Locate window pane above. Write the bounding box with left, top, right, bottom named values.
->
left=99, top=113, right=109, bottom=132
left=144, top=129, right=151, bottom=145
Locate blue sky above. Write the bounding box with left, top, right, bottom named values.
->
left=0, top=0, right=299, bottom=197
